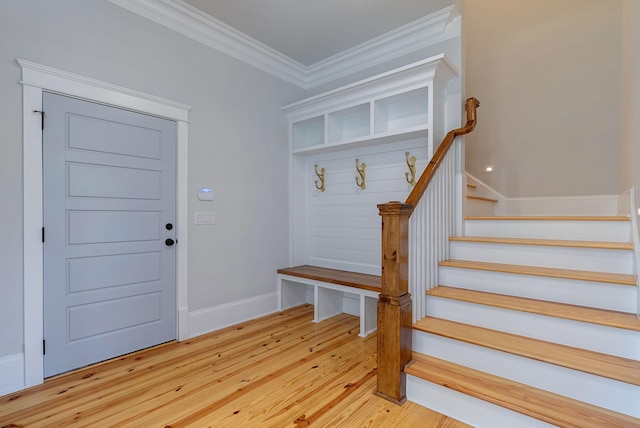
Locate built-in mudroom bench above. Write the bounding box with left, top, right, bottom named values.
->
left=278, top=54, right=458, bottom=336
left=277, top=265, right=381, bottom=337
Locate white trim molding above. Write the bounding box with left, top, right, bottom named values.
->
left=188, top=292, right=279, bottom=338
left=19, top=59, right=191, bottom=388
left=107, top=0, right=460, bottom=89
left=306, top=11, right=460, bottom=88
left=625, top=187, right=640, bottom=318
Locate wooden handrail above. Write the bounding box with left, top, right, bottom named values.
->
left=405, top=97, right=480, bottom=211
left=376, top=97, right=480, bottom=404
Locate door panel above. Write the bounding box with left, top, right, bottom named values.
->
left=67, top=252, right=162, bottom=292
left=43, top=92, right=177, bottom=377
left=67, top=163, right=162, bottom=200
left=67, top=113, right=163, bottom=158
left=67, top=210, right=162, bottom=244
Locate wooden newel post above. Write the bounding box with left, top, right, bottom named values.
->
left=375, top=201, right=413, bottom=404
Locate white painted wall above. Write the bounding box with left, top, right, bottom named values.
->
left=0, top=0, right=305, bottom=364
left=464, top=0, right=622, bottom=198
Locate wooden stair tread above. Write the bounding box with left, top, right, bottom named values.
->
left=439, top=259, right=637, bottom=286
left=426, top=286, right=640, bottom=331
left=466, top=182, right=477, bottom=188
left=406, top=353, right=640, bottom=427
left=465, top=215, right=630, bottom=221
left=449, top=236, right=633, bottom=250
left=414, top=317, right=640, bottom=386
left=277, top=265, right=381, bottom=292
left=466, top=195, right=498, bottom=203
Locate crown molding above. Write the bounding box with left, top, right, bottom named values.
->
left=107, top=0, right=309, bottom=87
left=305, top=7, right=460, bottom=88
left=107, top=0, right=460, bottom=89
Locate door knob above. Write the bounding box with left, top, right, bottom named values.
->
left=166, top=223, right=173, bottom=230
left=165, top=238, right=175, bottom=247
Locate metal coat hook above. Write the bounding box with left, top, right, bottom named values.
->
left=405, top=151, right=416, bottom=187
left=314, top=164, right=325, bottom=192
left=355, top=158, right=366, bottom=190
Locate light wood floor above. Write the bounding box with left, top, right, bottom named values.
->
left=1, top=305, right=468, bottom=427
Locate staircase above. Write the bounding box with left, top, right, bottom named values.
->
left=465, top=181, right=499, bottom=216
left=405, top=215, right=640, bottom=427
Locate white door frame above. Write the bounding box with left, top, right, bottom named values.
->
left=19, top=59, right=191, bottom=388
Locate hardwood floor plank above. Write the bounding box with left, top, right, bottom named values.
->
left=2, top=305, right=317, bottom=422
left=164, top=319, right=368, bottom=427
left=316, top=375, right=464, bottom=427
left=199, top=347, right=377, bottom=427
left=1, top=305, right=468, bottom=428
left=76, top=313, right=360, bottom=427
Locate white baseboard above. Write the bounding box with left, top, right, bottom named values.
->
left=188, top=292, right=278, bottom=338
left=0, top=353, right=25, bottom=397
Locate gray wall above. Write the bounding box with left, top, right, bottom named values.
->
left=0, top=0, right=305, bottom=358
left=464, top=0, right=622, bottom=197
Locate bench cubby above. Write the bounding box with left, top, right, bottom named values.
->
left=277, top=266, right=380, bottom=337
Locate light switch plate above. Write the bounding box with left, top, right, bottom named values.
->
left=194, top=211, right=215, bottom=225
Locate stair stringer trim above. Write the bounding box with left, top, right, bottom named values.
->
left=628, top=187, right=640, bottom=319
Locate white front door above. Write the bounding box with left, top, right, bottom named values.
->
left=43, top=92, right=177, bottom=377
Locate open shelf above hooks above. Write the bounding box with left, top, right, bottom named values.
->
left=283, top=54, right=457, bottom=158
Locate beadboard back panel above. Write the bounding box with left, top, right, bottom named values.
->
left=301, top=138, right=428, bottom=275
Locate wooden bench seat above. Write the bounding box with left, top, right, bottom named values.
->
left=277, top=265, right=381, bottom=337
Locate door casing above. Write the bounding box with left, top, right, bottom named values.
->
left=19, top=59, right=191, bottom=388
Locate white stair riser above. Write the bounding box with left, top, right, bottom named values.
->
left=413, top=332, right=640, bottom=417
left=450, top=242, right=633, bottom=274
left=465, top=220, right=630, bottom=242
left=439, top=267, right=637, bottom=312
left=466, top=198, right=497, bottom=217
left=426, top=296, right=640, bottom=360
left=406, top=375, right=556, bottom=428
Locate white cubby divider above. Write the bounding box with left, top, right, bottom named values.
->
left=284, top=53, right=457, bottom=157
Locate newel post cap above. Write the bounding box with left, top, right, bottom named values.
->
left=377, top=201, right=413, bottom=216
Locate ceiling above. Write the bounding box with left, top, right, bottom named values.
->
left=181, top=0, right=454, bottom=66
left=108, top=0, right=459, bottom=88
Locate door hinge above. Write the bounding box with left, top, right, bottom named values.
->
left=42, top=227, right=45, bottom=243
left=33, top=110, right=45, bottom=130
left=43, top=339, right=46, bottom=355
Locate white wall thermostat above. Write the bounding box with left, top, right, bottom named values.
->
left=198, top=186, right=215, bottom=201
